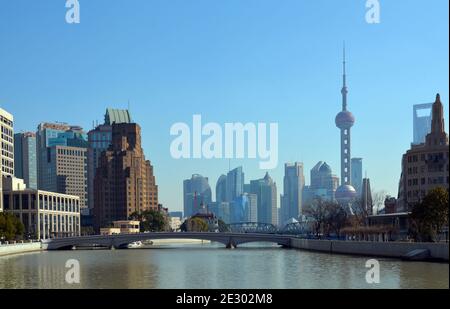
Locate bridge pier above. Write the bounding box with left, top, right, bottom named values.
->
left=226, top=239, right=237, bottom=249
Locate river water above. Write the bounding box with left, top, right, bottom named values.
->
left=0, top=243, right=448, bottom=289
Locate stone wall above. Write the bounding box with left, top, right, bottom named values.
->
left=0, top=242, right=42, bottom=257
left=290, top=238, right=449, bottom=261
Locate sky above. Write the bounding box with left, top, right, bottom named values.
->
left=0, top=0, right=449, bottom=212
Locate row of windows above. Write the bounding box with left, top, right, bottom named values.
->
left=407, top=177, right=449, bottom=186
left=0, top=116, right=13, bottom=127
left=408, top=152, right=448, bottom=163
left=57, top=148, right=86, bottom=157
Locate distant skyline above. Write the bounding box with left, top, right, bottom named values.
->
left=1, top=0, right=449, bottom=212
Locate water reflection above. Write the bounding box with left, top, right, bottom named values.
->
left=0, top=243, right=448, bottom=289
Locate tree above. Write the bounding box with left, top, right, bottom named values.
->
left=0, top=213, right=25, bottom=241
left=304, top=199, right=347, bottom=238
left=303, top=198, right=328, bottom=237
left=129, top=209, right=169, bottom=232
left=325, top=202, right=348, bottom=238
left=218, top=219, right=230, bottom=232
left=410, top=187, right=449, bottom=242
left=181, top=217, right=209, bottom=232
left=372, top=190, right=388, bottom=215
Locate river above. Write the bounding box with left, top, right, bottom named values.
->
left=0, top=243, right=448, bottom=289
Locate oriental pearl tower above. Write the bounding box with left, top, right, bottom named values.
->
left=335, top=46, right=357, bottom=210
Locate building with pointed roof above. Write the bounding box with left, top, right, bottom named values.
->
left=397, top=94, right=449, bottom=211
left=249, top=172, right=278, bottom=225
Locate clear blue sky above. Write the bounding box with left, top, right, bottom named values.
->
left=1, top=0, right=448, bottom=212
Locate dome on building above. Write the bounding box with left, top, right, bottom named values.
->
left=335, top=111, right=355, bottom=129
left=335, top=184, right=357, bottom=204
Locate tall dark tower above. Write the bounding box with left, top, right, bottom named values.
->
left=335, top=46, right=357, bottom=207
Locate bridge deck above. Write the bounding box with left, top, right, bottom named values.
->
left=42, top=232, right=293, bottom=250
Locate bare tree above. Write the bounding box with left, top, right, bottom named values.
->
left=303, top=198, right=328, bottom=238
left=372, top=190, right=388, bottom=215
left=304, top=199, right=348, bottom=238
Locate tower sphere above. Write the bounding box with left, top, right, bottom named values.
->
left=335, top=184, right=357, bottom=204
left=335, top=110, right=355, bottom=129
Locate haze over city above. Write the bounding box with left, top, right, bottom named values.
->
left=1, top=0, right=448, bottom=212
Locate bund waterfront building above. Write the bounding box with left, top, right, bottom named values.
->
left=183, top=174, right=212, bottom=218
left=36, top=123, right=89, bottom=213
left=3, top=177, right=80, bottom=239
left=87, top=108, right=132, bottom=214
left=249, top=173, right=277, bottom=226
left=280, top=162, right=305, bottom=224
left=398, top=94, right=449, bottom=211
left=1, top=107, right=14, bottom=211
left=14, top=132, right=37, bottom=189
left=94, top=123, right=158, bottom=229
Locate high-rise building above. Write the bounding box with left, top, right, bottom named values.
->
left=246, top=193, right=258, bottom=222
left=14, top=132, right=37, bottom=189
left=229, top=193, right=258, bottom=223
left=0, top=107, right=14, bottom=212
left=183, top=174, right=212, bottom=218
left=36, top=123, right=89, bottom=212
left=94, top=123, right=158, bottom=229
left=303, top=161, right=339, bottom=205
left=361, top=177, right=373, bottom=215
left=351, top=158, right=363, bottom=195
left=87, top=109, right=132, bottom=214
left=226, top=166, right=244, bottom=202
left=250, top=172, right=277, bottom=225
left=335, top=47, right=357, bottom=208
left=215, top=174, right=227, bottom=203
left=398, top=94, right=449, bottom=211
left=209, top=201, right=230, bottom=224
left=413, top=103, right=433, bottom=145
left=280, top=162, right=305, bottom=224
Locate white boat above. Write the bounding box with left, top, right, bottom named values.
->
left=127, top=241, right=143, bottom=249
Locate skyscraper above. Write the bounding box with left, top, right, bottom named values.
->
left=0, top=107, right=14, bottom=212
left=87, top=108, right=132, bottom=214
left=280, top=162, right=305, bottom=224
left=250, top=172, right=277, bottom=226
left=94, top=123, right=159, bottom=229
left=36, top=123, right=89, bottom=212
left=303, top=161, right=339, bottom=205
left=351, top=158, right=363, bottom=195
left=215, top=174, right=227, bottom=203
left=226, top=166, right=244, bottom=202
left=335, top=47, right=357, bottom=207
left=183, top=174, right=212, bottom=218
left=398, top=94, right=449, bottom=211
left=413, top=103, right=433, bottom=145
left=14, top=132, right=37, bottom=189
left=361, top=177, right=373, bottom=215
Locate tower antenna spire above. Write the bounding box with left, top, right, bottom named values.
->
left=341, top=41, right=348, bottom=111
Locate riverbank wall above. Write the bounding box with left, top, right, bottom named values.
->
left=0, top=242, right=42, bottom=257
left=289, top=238, right=449, bottom=261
